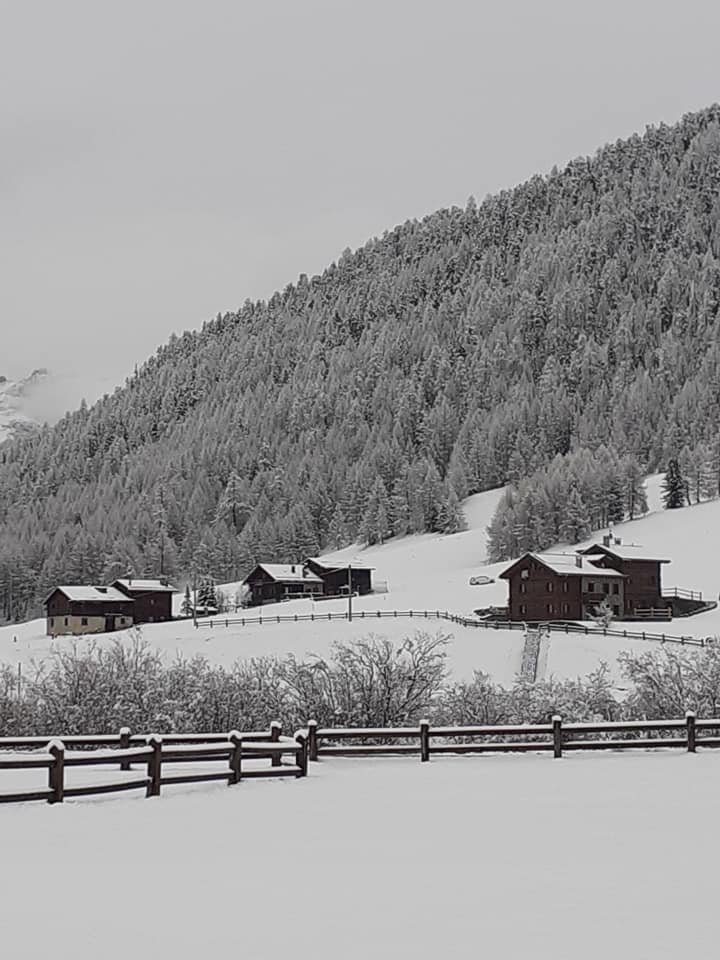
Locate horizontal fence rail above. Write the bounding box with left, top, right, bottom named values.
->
left=195, top=609, right=710, bottom=646
left=0, top=723, right=308, bottom=806
left=301, top=714, right=720, bottom=762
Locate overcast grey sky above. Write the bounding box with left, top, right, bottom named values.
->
left=2, top=0, right=719, bottom=414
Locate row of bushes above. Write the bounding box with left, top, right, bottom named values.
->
left=1, top=629, right=718, bottom=737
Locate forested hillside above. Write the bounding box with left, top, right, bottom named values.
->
left=3, top=105, right=720, bottom=619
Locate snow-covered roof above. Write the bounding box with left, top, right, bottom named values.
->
left=51, top=586, right=131, bottom=603
left=498, top=553, right=626, bottom=580
left=533, top=554, right=626, bottom=578
left=257, top=564, right=323, bottom=583
left=306, top=556, right=374, bottom=571
left=114, top=579, right=177, bottom=593
left=583, top=544, right=671, bottom=564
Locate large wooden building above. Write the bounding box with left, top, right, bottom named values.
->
left=45, top=579, right=177, bottom=636
left=46, top=586, right=136, bottom=637
left=243, top=558, right=374, bottom=607
left=499, top=538, right=670, bottom=622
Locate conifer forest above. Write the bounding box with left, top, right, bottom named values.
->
left=3, top=106, right=720, bottom=620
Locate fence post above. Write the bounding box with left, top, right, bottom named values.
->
left=552, top=715, right=563, bottom=759
left=119, top=726, right=131, bottom=771
left=419, top=719, right=430, bottom=762
left=686, top=711, right=696, bottom=753
left=228, top=731, right=243, bottom=784
left=48, top=740, right=65, bottom=804
left=295, top=734, right=308, bottom=777
left=307, top=720, right=319, bottom=762
left=146, top=735, right=162, bottom=798
left=270, top=721, right=282, bottom=767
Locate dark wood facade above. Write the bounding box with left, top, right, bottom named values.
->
left=499, top=554, right=626, bottom=622
left=243, top=560, right=374, bottom=607
left=112, top=581, right=174, bottom=623
left=578, top=545, right=667, bottom=615
left=500, top=557, right=583, bottom=622
left=304, top=559, right=373, bottom=597
left=244, top=565, right=324, bottom=607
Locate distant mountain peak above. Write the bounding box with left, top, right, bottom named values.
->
left=0, top=369, right=50, bottom=443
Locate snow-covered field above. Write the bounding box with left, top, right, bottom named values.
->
left=3, top=477, right=720, bottom=689
left=2, top=751, right=718, bottom=959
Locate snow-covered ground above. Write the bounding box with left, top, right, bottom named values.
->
left=2, top=751, right=718, bottom=959
left=3, top=477, right=720, bottom=690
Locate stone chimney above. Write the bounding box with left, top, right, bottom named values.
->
left=575, top=554, right=582, bottom=568
left=291, top=564, right=296, bottom=573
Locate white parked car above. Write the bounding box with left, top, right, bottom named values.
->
left=469, top=575, right=495, bottom=586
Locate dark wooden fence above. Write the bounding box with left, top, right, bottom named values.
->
left=0, top=723, right=308, bottom=805
left=302, top=713, right=718, bottom=762
left=196, top=608, right=708, bottom=646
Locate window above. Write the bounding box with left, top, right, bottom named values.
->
left=562, top=603, right=570, bottom=614
left=603, top=583, right=610, bottom=594
left=546, top=582, right=554, bottom=593
left=520, top=582, right=527, bottom=594
left=81, top=617, right=88, bottom=626
left=49, top=617, right=55, bottom=627
left=587, top=582, right=595, bottom=592
left=521, top=569, right=529, bottom=579
left=612, top=583, right=619, bottom=595
left=519, top=604, right=527, bottom=615
left=64, top=617, right=68, bottom=627
left=562, top=581, right=569, bottom=593
left=547, top=603, right=555, bottom=614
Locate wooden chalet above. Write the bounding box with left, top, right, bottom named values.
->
left=46, top=586, right=135, bottom=637
left=112, top=578, right=176, bottom=623
left=499, top=536, right=670, bottom=622
left=243, top=558, right=374, bottom=607
left=243, top=564, right=324, bottom=607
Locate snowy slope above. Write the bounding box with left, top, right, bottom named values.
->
left=3, top=477, right=720, bottom=689
left=2, top=752, right=719, bottom=960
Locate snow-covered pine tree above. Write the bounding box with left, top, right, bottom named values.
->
left=558, top=486, right=592, bottom=544
left=437, top=486, right=466, bottom=534
left=181, top=584, right=192, bottom=617
left=620, top=455, right=648, bottom=520
left=661, top=459, right=686, bottom=509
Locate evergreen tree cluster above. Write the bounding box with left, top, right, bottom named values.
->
left=487, top=446, right=648, bottom=561
left=3, top=106, right=720, bottom=618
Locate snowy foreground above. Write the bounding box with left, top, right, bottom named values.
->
left=2, top=752, right=718, bottom=959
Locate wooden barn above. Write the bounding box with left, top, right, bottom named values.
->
left=243, top=563, right=324, bottom=607
left=305, top=557, right=373, bottom=597
left=45, top=586, right=135, bottom=637
left=112, top=578, right=176, bottom=623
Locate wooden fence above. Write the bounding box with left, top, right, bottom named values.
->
left=196, top=608, right=709, bottom=646
left=302, top=713, right=719, bottom=762
left=0, top=723, right=308, bottom=805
